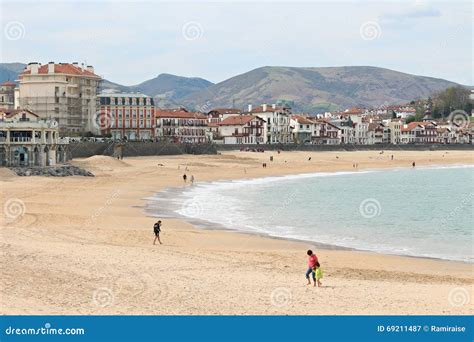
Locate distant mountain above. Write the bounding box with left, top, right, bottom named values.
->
left=1, top=63, right=463, bottom=112
left=131, top=73, right=213, bottom=100
left=0, top=63, right=26, bottom=83
left=179, top=66, right=462, bottom=112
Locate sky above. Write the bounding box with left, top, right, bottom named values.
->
left=1, top=0, right=472, bottom=86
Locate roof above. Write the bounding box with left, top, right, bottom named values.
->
left=344, top=108, right=365, bottom=115
left=208, top=108, right=242, bottom=115
left=401, top=121, right=437, bottom=132
left=20, top=63, right=101, bottom=78
left=218, top=115, right=262, bottom=126
left=0, top=108, right=39, bottom=119
left=1, top=81, right=16, bottom=87
left=155, top=109, right=207, bottom=119
left=291, top=115, right=314, bottom=125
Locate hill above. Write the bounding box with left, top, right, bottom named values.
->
left=179, top=66, right=461, bottom=112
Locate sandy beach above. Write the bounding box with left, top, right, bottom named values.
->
left=1, top=150, right=473, bottom=315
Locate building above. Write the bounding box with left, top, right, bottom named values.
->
left=0, top=109, right=68, bottom=166
left=18, top=62, right=102, bottom=134
left=207, top=108, right=242, bottom=124
left=368, top=123, right=385, bottom=144
left=400, top=121, right=438, bottom=144
left=217, top=115, right=265, bottom=144
left=388, top=120, right=403, bottom=144
left=0, top=81, right=16, bottom=109
left=155, top=108, right=209, bottom=143
left=312, top=120, right=341, bottom=145
left=290, top=115, right=314, bottom=144
left=247, top=104, right=292, bottom=144
left=98, top=93, right=155, bottom=140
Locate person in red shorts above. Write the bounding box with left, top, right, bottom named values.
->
left=305, top=249, right=318, bottom=286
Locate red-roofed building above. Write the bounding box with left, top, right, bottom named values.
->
left=155, top=108, right=209, bottom=143
left=400, top=121, right=438, bottom=144
left=98, top=93, right=155, bottom=140
left=290, top=115, right=315, bottom=143
left=18, top=62, right=102, bottom=134
left=217, top=115, right=265, bottom=144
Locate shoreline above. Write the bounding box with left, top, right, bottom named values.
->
left=143, top=163, right=473, bottom=264
left=2, top=150, right=473, bottom=315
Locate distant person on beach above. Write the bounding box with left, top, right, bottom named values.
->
left=391, top=155, right=394, bottom=160
left=183, top=174, right=187, bottom=182
left=153, top=220, right=162, bottom=245
left=412, top=161, right=416, bottom=168
left=306, top=250, right=319, bottom=286
left=190, top=175, right=195, bottom=184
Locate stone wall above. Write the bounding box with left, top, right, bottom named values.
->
left=67, top=142, right=473, bottom=159
left=69, top=142, right=218, bottom=159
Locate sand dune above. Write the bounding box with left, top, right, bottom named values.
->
left=1, top=150, right=473, bottom=315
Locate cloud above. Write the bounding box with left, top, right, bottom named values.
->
left=380, top=2, right=442, bottom=27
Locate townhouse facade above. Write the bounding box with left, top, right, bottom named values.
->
left=247, top=104, right=292, bottom=144
left=98, top=93, right=155, bottom=140
left=217, top=115, right=265, bottom=144
left=155, top=108, right=209, bottom=143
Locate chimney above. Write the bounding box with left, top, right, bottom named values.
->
left=48, top=61, right=55, bottom=74
left=81, top=63, right=85, bottom=71
left=272, top=103, right=276, bottom=109
left=28, top=62, right=39, bottom=74
left=248, top=104, right=252, bottom=112
left=86, top=65, right=94, bottom=74
left=262, top=104, right=267, bottom=112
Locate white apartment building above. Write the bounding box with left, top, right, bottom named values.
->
left=217, top=115, right=265, bottom=144
left=18, top=62, right=102, bottom=134
left=290, top=115, right=314, bottom=143
left=247, top=104, right=292, bottom=144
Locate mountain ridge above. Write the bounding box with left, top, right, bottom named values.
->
left=0, top=63, right=464, bottom=112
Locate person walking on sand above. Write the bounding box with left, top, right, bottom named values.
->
left=412, top=161, right=416, bottom=168
left=190, top=175, right=195, bottom=184
left=305, top=250, right=319, bottom=286
left=183, top=174, right=187, bottom=182
left=153, top=220, right=162, bottom=245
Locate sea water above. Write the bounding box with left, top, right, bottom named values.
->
left=146, top=165, right=473, bottom=262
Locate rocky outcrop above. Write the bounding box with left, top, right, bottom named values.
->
left=9, top=165, right=94, bottom=177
